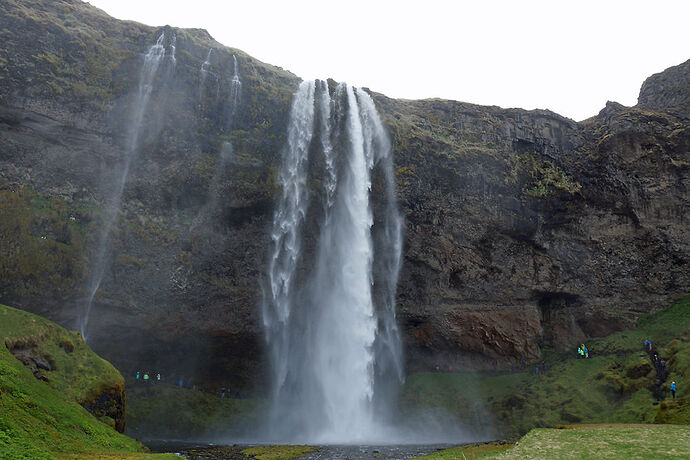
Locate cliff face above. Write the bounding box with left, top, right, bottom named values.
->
left=380, top=96, right=689, bottom=370
left=1, top=0, right=688, bottom=389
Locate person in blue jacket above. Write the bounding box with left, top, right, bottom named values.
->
left=670, top=381, right=677, bottom=399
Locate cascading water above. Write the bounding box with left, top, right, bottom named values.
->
left=194, top=53, right=242, bottom=226
left=264, top=81, right=315, bottom=391
left=229, top=55, right=242, bottom=113
left=79, top=31, right=175, bottom=339
left=263, top=80, right=403, bottom=443
left=169, top=33, right=177, bottom=66
left=199, top=48, right=216, bottom=98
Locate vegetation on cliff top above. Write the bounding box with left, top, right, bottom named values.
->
left=0, top=304, right=175, bottom=459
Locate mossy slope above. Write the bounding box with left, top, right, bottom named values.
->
left=0, top=303, right=175, bottom=459
left=401, top=296, right=690, bottom=436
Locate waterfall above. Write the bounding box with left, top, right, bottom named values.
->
left=194, top=53, right=242, bottom=228
left=79, top=31, right=175, bottom=339
left=230, top=55, right=242, bottom=110
left=265, top=80, right=315, bottom=332
left=199, top=48, right=216, bottom=99
left=169, top=32, right=177, bottom=66
left=317, top=80, right=336, bottom=209
left=264, top=80, right=403, bottom=443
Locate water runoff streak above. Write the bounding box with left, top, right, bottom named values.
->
left=264, top=80, right=403, bottom=443
left=79, top=31, right=176, bottom=339
left=210, top=55, right=242, bottom=209
left=199, top=48, right=217, bottom=99
left=194, top=53, right=242, bottom=225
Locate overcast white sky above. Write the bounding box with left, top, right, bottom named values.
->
left=87, top=0, right=689, bottom=121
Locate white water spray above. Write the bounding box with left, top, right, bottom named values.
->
left=264, top=81, right=403, bottom=443
left=199, top=48, right=216, bottom=98
left=79, top=31, right=175, bottom=339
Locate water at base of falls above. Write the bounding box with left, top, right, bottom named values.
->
left=161, top=443, right=463, bottom=459
left=263, top=80, right=404, bottom=443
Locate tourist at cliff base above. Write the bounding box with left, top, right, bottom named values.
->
left=671, top=381, right=677, bottom=399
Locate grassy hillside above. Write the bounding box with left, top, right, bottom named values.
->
left=0, top=303, right=176, bottom=459
left=401, top=296, right=690, bottom=436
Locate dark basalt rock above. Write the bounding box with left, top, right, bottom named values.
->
left=31, top=356, right=52, bottom=371
left=81, top=384, right=126, bottom=433
left=638, top=59, right=690, bottom=118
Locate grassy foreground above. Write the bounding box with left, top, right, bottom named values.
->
left=401, top=296, right=690, bottom=436
left=0, top=304, right=175, bottom=459
left=415, top=441, right=513, bottom=459
left=419, top=424, right=689, bottom=459
left=496, top=424, right=690, bottom=459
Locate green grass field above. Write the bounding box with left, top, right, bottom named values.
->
left=419, top=425, right=690, bottom=460
left=415, top=441, right=513, bottom=459
left=495, top=424, right=690, bottom=459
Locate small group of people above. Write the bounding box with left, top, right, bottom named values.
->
left=577, top=343, right=589, bottom=358
left=644, top=339, right=678, bottom=400
left=135, top=371, right=162, bottom=384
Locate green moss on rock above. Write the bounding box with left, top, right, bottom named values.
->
left=0, top=303, right=175, bottom=458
